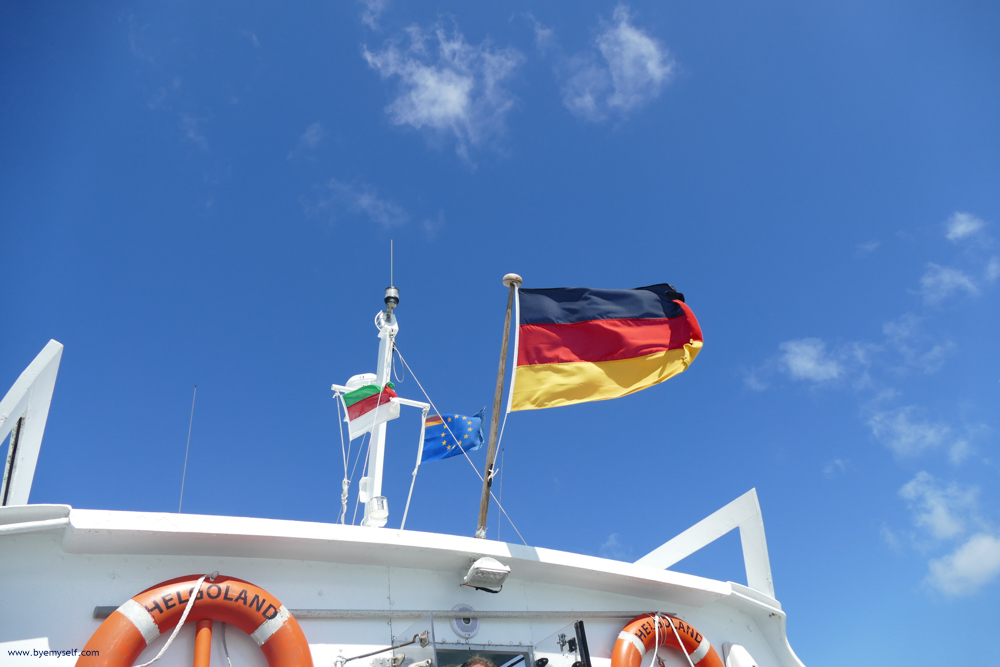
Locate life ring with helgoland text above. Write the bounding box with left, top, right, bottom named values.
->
left=76, top=574, right=313, bottom=667
left=612, top=614, right=723, bottom=667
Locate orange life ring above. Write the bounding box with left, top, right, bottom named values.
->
left=611, top=614, right=723, bottom=667
left=77, top=574, right=313, bottom=667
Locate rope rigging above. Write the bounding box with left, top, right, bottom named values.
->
left=393, top=345, right=527, bottom=545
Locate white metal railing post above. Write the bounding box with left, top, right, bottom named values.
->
left=633, top=488, right=775, bottom=598
left=1, top=340, right=64, bottom=506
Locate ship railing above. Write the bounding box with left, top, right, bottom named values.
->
left=634, top=488, right=775, bottom=599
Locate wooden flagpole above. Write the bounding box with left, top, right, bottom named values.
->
left=476, top=273, right=521, bottom=538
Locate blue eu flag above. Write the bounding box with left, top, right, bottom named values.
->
left=421, top=408, right=486, bottom=463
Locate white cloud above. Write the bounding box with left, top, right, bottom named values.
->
left=868, top=406, right=949, bottom=457
left=880, top=524, right=902, bottom=551
left=927, top=533, right=1000, bottom=596
left=778, top=338, right=843, bottom=382
left=556, top=5, right=674, bottom=122
left=823, top=459, right=848, bottom=477
left=288, top=122, right=324, bottom=159
left=241, top=29, right=260, bottom=48
left=527, top=13, right=555, bottom=54
left=360, top=0, right=388, bottom=30
left=919, top=263, right=978, bottom=304
left=949, top=440, right=973, bottom=465
left=944, top=212, right=986, bottom=242
left=599, top=533, right=632, bottom=560
left=598, top=6, right=674, bottom=111
left=986, top=256, right=1000, bottom=282
left=363, top=23, right=523, bottom=161
left=180, top=113, right=208, bottom=149
left=422, top=212, right=445, bottom=238
left=562, top=58, right=613, bottom=121
left=881, top=314, right=954, bottom=374
left=300, top=122, right=324, bottom=149
left=899, top=471, right=977, bottom=540
left=855, top=240, right=880, bottom=256
left=743, top=371, right=767, bottom=392
left=308, top=179, right=409, bottom=228
left=882, top=313, right=919, bottom=346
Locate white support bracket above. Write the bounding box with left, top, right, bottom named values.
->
left=633, top=488, right=775, bottom=598
left=1, top=340, right=64, bottom=506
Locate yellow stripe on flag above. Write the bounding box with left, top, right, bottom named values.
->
left=509, top=341, right=702, bottom=411
left=425, top=416, right=444, bottom=426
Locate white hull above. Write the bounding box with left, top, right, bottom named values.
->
left=0, top=505, right=804, bottom=667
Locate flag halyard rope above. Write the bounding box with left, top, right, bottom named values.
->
left=394, top=346, right=527, bottom=545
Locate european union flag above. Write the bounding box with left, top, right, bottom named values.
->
left=421, top=408, right=486, bottom=463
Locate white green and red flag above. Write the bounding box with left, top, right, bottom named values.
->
left=342, top=382, right=400, bottom=440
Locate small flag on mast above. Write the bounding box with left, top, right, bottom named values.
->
left=342, top=382, right=401, bottom=440
left=508, top=283, right=703, bottom=411
left=421, top=408, right=486, bottom=462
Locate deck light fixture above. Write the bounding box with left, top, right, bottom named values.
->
left=368, top=496, right=389, bottom=523
left=461, top=556, right=510, bottom=593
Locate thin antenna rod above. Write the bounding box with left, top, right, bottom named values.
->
left=390, top=238, right=394, bottom=285
left=179, top=385, right=197, bottom=513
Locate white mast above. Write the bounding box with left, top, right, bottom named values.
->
left=360, top=286, right=399, bottom=528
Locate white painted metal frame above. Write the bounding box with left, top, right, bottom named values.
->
left=0, top=340, right=63, bottom=506
left=633, top=488, right=775, bottom=598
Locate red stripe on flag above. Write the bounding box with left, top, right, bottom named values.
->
left=517, top=302, right=702, bottom=366
left=346, top=386, right=397, bottom=421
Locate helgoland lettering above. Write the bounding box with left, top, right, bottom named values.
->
left=234, top=589, right=249, bottom=605
left=262, top=604, right=279, bottom=620
left=206, top=584, right=222, bottom=599
left=144, top=600, right=164, bottom=615
left=248, top=594, right=266, bottom=612
left=223, top=585, right=235, bottom=602
left=175, top=588, right=204, bottom=605
left=161, top=594, right=176, bottom=610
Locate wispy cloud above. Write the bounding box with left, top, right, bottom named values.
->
left=944, top=212, right=987, bottom=243
left=180, top=113, right=208, bottom=150
left=360, top=0, right=388, bottom=30
left=869, top=407, right=950, bottom=457
left=948, top=440, right=973, bottom=465
left=527, top=13, right=555, bottom=54
left=288, top=122, right=324, bottom=159
left=894, top=472, right=1000, bottom=596
left=125, top=13, right=155, bottom=63
left=299, top=122, right=324, bottom=149
left=927, top=533, right=1000, bottom=596
left=918, top=263, right=978, bottom=304
left=778, top=338, right=844, bottom=382
left=241, top=29, right=260, bottom=48
left=823, top=458, right=849, bottom=477
left=986, top=256, right=1000, bottom=282
left=855, top=240, right=880, bottom=256
left=546, top=5, right=675, bottom=122
left=422, top=212, right=445, bottom=238
left=147, top=77, right=182, bottom=110
left=599, top=533, right=632, bottom=560
left=306, top=179, right=409, bottom=228
left=882, top=314, right=953, bottom=374
left=745, top=337, right=876, bottom=389
left=363, top=22, right=523, bottom=161
left=899, top=472, right=977, bottom=540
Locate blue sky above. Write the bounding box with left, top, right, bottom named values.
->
left=2, top=1, right=999, bottom=664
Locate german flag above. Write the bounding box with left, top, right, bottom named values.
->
left=509, top=283, right=702, bottom=411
